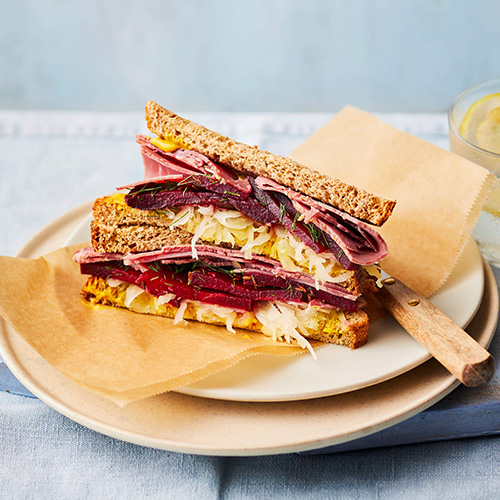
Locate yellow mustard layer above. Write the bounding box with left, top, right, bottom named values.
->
left=82, top=277, right=351, bottom=339
left=150, top=135, right=190, bottom=152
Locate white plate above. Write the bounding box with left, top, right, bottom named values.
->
left=67, top=216, right=484, bottom=402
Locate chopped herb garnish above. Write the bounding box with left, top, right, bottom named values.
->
left=305, top=222, right=321, bottom=242
left=177, top=174, right=197, bottom=186
left=285, top=283, right=295, bottom=298
left=129, top=182, right=177, bottom=198
left=291, top=211, right=300, bottom=231
left=168, top=210, right=190, bottom=227
left=223, top=190, right=240, bottom=197
left=148, top=262, right=163, bottom=272
left=279, top=203, right=286, bottom=222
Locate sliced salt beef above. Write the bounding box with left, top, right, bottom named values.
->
left=134, top=136, right=388, bottom=266
left=136, top=138, right=335, bottom=240
left=253, top=176, right=388, bottom=266
left=136, top=135, right=252, bottom=194
left=75, top=245, right=362, bottom=311
left=75, top=245, right=360, bottom=301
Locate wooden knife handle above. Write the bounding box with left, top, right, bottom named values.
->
left=376, top=277, right=495, bottom=387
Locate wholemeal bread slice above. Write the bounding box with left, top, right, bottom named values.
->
left=145, top=100, right=395, bottom=226
left=82, top=276, right=369, bottom=349
left=91, top=196, right=193, bottom=254
left=90, top=195, right=377, bottom=296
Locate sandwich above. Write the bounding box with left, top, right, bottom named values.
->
left=74, top=101, right=395, bottom=353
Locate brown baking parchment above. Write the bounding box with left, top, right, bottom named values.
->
left=0, top=244, right=310, bottom=405
left=291, top=106, right=495, bottom=297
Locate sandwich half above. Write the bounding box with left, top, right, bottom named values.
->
left=74, top=102, right=395, bottom=352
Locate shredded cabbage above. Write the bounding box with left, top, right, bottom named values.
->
left=106, top=278, right=125, bottom=288
left=193, top=303, right=238, bottom=333
left=167, top=206, right=350, bottom=285
left=124, top=284, right=147, bottom=308
left=155, top=293, right=176, bottom=306
left=174, top=300, right=188, bottom=324
left=254, top=302, right=317, bottom=358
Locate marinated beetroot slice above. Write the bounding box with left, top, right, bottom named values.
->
left=141, top=269, right=252, bottom=310
left=245, top=272, right=359, bottom=310
left=188, top=269, right=304, bottom=302
left=139, top=269, right=194, bottom=299
left=193, top=290, right=251, bottom=311
left=125, top=180, right=277, bottom=224
left=322, top=234, right=359, bottom=271
left=188, top=268, right=359, bottom=309
left=311, top=289, right=359, bottom=312
left=80, top=262, right=142, bottom=286
left=229, top=196, right=278, bottom=225
left=80, top=261, right=187, bottom=298
left=249, top=178, right=328, bottom=254
left=186, top=173, right=250, bottom=199
left=81, top=261, right=252, bottom=311
left=248, top=176, right=283, bottom=220
left=240, top=271, right=289, bottom=289
left=145, top=268, right=252, bottom=310
left=125, top=189, right=233, bottom=211
left=272, top=192, right=327, bottom=254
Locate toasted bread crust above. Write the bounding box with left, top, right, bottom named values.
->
left=305, top=308, right=368, bottom=348
left=145, top=101, right=395, bottom=226
left=91, top=196, right=192, bottom=253
left=82, top=277, right=369, bottom=349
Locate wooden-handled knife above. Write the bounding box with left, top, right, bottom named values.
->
left=376, top=277, right=495, bottom=387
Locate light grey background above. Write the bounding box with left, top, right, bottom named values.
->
left=1, top=0, right=499, bottom=112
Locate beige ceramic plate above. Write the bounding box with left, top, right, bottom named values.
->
left=0, top=202, right=498, bottom=456
left=66, top=213, right=484, bottom=402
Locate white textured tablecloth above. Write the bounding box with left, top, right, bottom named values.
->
left=1, top=111, right=499, bottom=500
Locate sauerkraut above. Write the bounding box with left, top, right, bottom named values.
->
left=164, top=205, right=351, bottom=285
